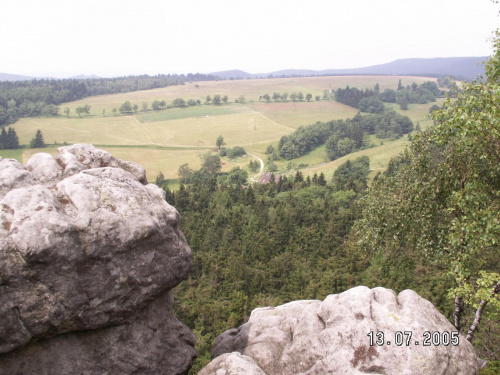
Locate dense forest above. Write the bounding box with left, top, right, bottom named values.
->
left=159, top=156, right=373, bottom=372
left=0, top=73, right=217, bottom=126
left=163, top=150, right=491, bottom=372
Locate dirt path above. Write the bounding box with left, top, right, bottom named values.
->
left=248, top=152, right=264, bottom=182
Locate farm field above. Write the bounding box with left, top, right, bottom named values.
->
left=62, top=75, right=436, bottom=116
left=5, top=75, right=441, bottom=183
left=249, top=101, right=358, bottom=128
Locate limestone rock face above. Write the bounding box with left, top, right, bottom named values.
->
left=202, top=286, right=478, bottom=375
left=0, top=144, right=196, bottom=374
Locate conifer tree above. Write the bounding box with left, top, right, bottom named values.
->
left=30, top=129, right=45, bottom=148
left=0, top=128, right=7, bottom=149
left=317, top=172, right=327, bottom=186
left=7, top=127, right=19, bottom=149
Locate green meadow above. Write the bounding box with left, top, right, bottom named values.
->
left=7, top=75, right=440, bottom=183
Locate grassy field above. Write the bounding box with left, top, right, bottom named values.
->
left=0, top=148, right=25, bottom=162
left=249, top=101, right=359, bottom=129
left=9, top=75, right=441, bottom=183
left=136, top=103, right=250, bottom=123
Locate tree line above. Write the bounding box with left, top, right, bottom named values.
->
left=0, top=73, right=218, bottom=125
left=111, top=94, right=236, bottom=115
left=276, top=111, right=413, bottom=161
left=335, top=80, right=446, bottom=112
left=259, top=92, right=319, bottom=102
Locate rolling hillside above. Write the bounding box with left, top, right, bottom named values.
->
left=3, top=75, right=439, bottom=183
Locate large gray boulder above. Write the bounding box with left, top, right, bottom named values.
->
left=201, top=286, right=478, bottom=375
left=0, top=144, right=196, bottom=374
left=0, top=291, right=196, bottom=375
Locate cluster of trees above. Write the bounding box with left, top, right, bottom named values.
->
left=358, top=96, right=385, bottom=114
left=248, top=159, right=260, bottom=173
left=118, top=101, right=137, bottom=113
left=335, top=86, right=378, bottom=108
left=0, top=127, right=19, bottom=149
left=335, top=80, right=444, bottom=112
left=75, top=104, right=91, bottom=116
left=0, top=73, right=217, bottom=126
left=277, top=121, right=336, bottom=160
left=220, top=145, right=246, bottom=158
left=171, top=97, right=202, bottom=108
left=364, top=111, right=414, bottom=139
left=260, top=92, right=316, bottom=102
left=277, top=111, right=413, bottom=161
left=205, top=94, right=229, bottom=105
left=149, top=97, right=202, bottom=111
left=393, top=80, right=441, bottom=109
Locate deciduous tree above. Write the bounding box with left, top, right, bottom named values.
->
left=119, top=100, right=133, bottom=113
left=356, top=31, right=500, bottom=342
left=216, top=135, right=224, bottom=149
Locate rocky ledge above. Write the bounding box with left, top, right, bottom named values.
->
left=201, top=286, right=478, bottom=375
left=0, top=144, right=196, bottom=374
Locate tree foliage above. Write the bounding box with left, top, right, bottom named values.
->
left=216, top=135, right=224, bottom=149
left=277, top=111, right=412, bottom=161
left=0, top=127, right=19, bottom=149
left=166, top=159, right=371, bottom=371
left=29, top=129, right=45, bottom=148
left=358, top=97, right=385, bottom=114
left=119, top=100, right=133, bottom=113
left=355, top=31, right=500, bottom=344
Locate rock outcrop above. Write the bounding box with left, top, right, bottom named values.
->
left=0, top=144, right=196, bottom=374
left=201, top=286, right=478, bottom=375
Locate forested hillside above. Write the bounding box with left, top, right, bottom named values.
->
left=160, top=157, right=369, bottom=371
left=163, top=155, right=455, bottom=372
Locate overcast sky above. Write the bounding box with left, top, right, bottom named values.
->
left=1, top=0, right=499, bottom=78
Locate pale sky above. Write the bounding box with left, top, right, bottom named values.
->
left=1, top=0, right=499, bottom=78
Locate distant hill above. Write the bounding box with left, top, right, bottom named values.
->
left=210, top=70, right=254, bottom=80
left=0, top=73, right=101, bottom=82
left=2, top=57, right=487, bottom=83
left=212, top=57, right=487, bottom=81
left=0, top=72, right=35, bottom=82
left=69, top=74, right=102, bottom=79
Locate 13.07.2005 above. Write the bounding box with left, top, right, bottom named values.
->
left=367, top=331, right=460, bottom=347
